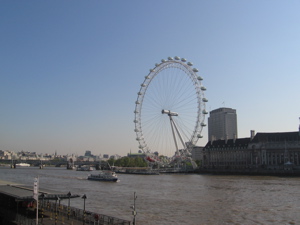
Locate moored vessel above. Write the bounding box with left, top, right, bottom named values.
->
left=116, top=168, right=159, bottom=175
left=87, top=171, right=118, bottom=182
left=77, top=165, right=94, bottom=171
left=15, top=163, right=30, bottom=167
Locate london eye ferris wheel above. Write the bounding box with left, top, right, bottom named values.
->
left=134, top=56, right=208, bottom=161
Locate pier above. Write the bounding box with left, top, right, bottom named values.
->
left=0, top=180, right=131, bottom=225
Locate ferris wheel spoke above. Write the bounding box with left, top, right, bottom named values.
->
left=134, top=57, right=207, bottom=161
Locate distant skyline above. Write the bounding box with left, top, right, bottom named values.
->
left=1, top=1, right=300, bottom=156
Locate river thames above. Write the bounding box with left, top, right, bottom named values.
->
left=1, top=166, right=300, bottom=225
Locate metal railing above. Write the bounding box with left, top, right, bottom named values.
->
left=4, top=200, right=131, bottom=225
left=40, top=200, right=131, bottom=225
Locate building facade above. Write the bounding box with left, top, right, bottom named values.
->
left=191, top=146, right=204, bottom=161
left=208, top=107, right=238, bottom=141
left=201, top=131, right=300, bottom=172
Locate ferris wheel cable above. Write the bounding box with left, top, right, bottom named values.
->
left=142, top=113, right=195, bottom=139
left=142, top=96, right=197, bottom=120
left=175, top=96, right=198, bottom=111
left=169, top=116, right=187, bottom=149
left=144, top=124, right=196, bottom=149
left=163, top=75, right=193, bottom=107
left=169, top=117, right=180, bottom=153
left=145, top=122, right=174, bottom=155
left=150, top=67, right=193, bottom=102
left=135, top=57, right=206, bottom=157
left=146, top=118, right=177, bottom=152
left=170, top=82, right=194, bottom=106
left=176, top=121, right=193, bottom=143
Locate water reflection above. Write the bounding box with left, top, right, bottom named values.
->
left=1, top=167, right=300, bottom=224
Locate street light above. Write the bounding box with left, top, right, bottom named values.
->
left=82, top=194, right=87, bottom=225
left=67, top=192, right=71, bottom=220
left=55, top=196, right=60, bottom=225
left=16, top=200, right=19, bottom=223
left=41, top=193, right=45, bottom=223
left=132, top=192, right=137, bottom=225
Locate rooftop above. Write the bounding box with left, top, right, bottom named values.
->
left=0, top=180, right=79, bottom=201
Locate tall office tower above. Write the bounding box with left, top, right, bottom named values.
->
left=208, top=107, right=238, bottom=141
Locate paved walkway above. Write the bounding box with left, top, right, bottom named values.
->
left=14, top=210, right=85, bottom=225
left=37, top=210, right=84, bottom=225
left=13, top=208, right=130, bottom=225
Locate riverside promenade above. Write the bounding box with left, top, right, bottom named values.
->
left=12, top=200, right=131, bottom=225
left=0, top=179, right=131, bottom=225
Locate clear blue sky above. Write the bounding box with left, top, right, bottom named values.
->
left=1, top=0, right=300, bottom=156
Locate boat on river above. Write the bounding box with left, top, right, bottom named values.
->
left=87, top=171, right=118, bottom=182
left=77, top=165, right=94, bottom=171
left=116, top=169, right=159, bottom=175
left=15, top=163, right=30, bottom=167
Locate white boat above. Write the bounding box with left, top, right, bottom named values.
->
left=15, top=163, right=30, bottom=167
left=87, top=171, right=118, bottom=182
left=77, top=165, right=94, bottom=171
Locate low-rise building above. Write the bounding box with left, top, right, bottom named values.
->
left=191, top=146, right=204, bottom=161
left=201, top=130, right=300, bottom=172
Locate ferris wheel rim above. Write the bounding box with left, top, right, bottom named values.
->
left=134, top=56, right=207, bottom=156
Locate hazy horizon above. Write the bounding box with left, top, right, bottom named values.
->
left=1, top=1, right=300, bottom=156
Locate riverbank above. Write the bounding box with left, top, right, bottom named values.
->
left=195, top=168, right=300, bottom=176
left=0, top=178, right=131, bottom=225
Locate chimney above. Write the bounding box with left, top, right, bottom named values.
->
left=210, top=135, right=215, bottom=145
left=233, top=133, right=236, bottom=144
left=250, top=130, right=255, bottom=140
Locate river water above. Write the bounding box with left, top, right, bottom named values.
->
left=1, top=166, right=300, bottom=225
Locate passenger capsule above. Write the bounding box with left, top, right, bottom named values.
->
left=202, top=109, right=208, bottom=114
left=174, top=56, right=180, bottom=60
left=197, top=76, right=203, bottom=81
left=201, top=122, right=206, bottom=127
left=161, top=59, right=166, bottom=63
left=150, top=69, right=155, bottom=72
left=134, top=110, right=139, bottom=113
left=168, top=57, right=173, bottom=60
left=193, top=68, right=199, bottom=72
left=134, top=129, right=139, bottom=132
left=197, top=134, right=203, bottom=138
left=181, top=58, right=187, bottom=62
left=135, top=101, right=140, bottom=104
left=187, top=62, right=193, bottom=66
left=201, top=86, right=206, bottom=91
left=145, top=75, right=150, bottom=79
left=134, top=120, right=138, bottom=123
left=138, top=92, right=142, bottom=95
left=202, top=98, right=208, bottom=102
left=155, top=63, right=159, bottom=67
left=141, top=84, right=146, bottom=87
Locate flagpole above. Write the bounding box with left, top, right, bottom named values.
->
left=34, top=176, right=39, bottom=225
left=36, top=192, right=38, bottom=225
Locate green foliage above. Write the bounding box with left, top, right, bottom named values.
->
left=107, top=158, right=115, bottom=166
left=185, top=162, right=192, bottom=166
left=110, top=157, right=148, bottom=167
left=195, top=160, right=201, bottom=166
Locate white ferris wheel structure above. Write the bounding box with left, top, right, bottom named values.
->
left=134, top=56, right=208, bottom=166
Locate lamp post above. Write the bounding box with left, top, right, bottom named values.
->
left=132, top=192, right=137, bottom=225
left=41, top=193, right=45, bottom=223
left=82, top=194, right=87, bottom=225
left=67, top=192, right=71, bottom=220
left=16, top=200, right=19, bottom=223
left=55, top=196, right=60, bottom=225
